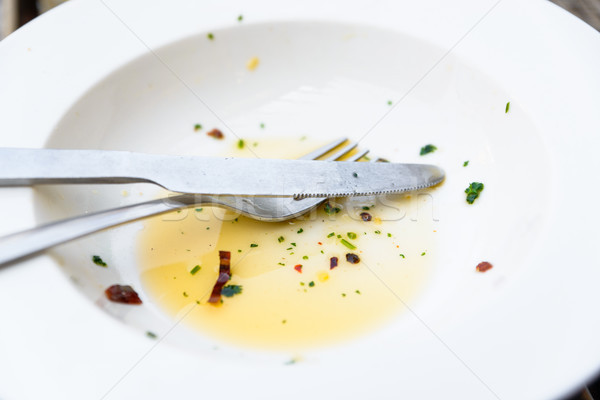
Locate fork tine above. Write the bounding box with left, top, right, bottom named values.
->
left=324, top=142, right=358, bottom=161
left=299, top=137, right=348, bottom=160
left=347, top=149, right=370, bottom=161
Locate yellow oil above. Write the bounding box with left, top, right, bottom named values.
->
left=137, top=138, right=437, bottom=351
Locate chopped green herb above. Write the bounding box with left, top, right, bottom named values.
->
left=253, top=142, right=258, bottom=147
left=463, top=161, right=469, bottom=167
left=300, top=282, right=305, bottom=286
left=387, top=100, right=393, bottom=106
left=190, top=265, right=201, bottom=275
left=146, top=331, right=157, bottom=339
left=183, top=292, right=189, bottom=297
left=250, top=243, right=258, bottom=248
left=237, top=15, right=243, bottom=21
left=221, top=284, right=243, bottom=297
left=207, top=32, right=214, bottom=40
left=505, top=101, right=510, bottom=113
left=340, top=239, right=356, bottom=250
left=324, top=201, right=341, bottom=215
left=374, top=230, right=381, bottom=235
left=237, top=139, right=245, bottom=149
left=92, top=255, right=107, bottom=267
left=421, top=252, right=426, bottom=256
left=355, top=290, right=361, bottom=295
left=194, top=124, right=202, bottom=131
left=465, top=182, right=484, bottom=204
left=286, top=247, right=293, bottom=250
left=327, top=232, right=335, bottom=238
left=387, top=233, right=392, bottom=237
left=297, top=228, right=304, bottom=234
left=282, top=319, right=287, bottom=324
left=206, top=227, right=210, bottom=230
left=341, top=293, right=347, bottom=297
left=278, top=236, right=285, bottom=243
left=399, top=254, right=405, bottom=258
left=278, top=262, right=285, bottom=266
left=260, top=123, right=265, bottom=129
left=308, top=281, right=315, bottom=287
left=302, top=256, right=308, bottom=260
left=352, top=172, right=358, bottom=178
left=362, top=206, right=370, bottom=210
left=420, top=144, right=437, bottom=156
left=238, top=249, right=242, bottom=253
left=320, top=250, right=324, bottom=254
left=337, top=234, right=342, bottom=238
left=195, top=208, right=203, bottom=212
left=291, top=243, right=296, bottom=247
left=347, top=232, right=357, bottom=240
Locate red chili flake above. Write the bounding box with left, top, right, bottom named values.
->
left=359, top=212, right=372, bottom=222
left=207, top=128, right=224, bottom=139
left=476, top=261, right=493, bottom=273
left=330, top=257, right=338, bottom=270
left=208, top=251, right=232, bottom=304
left=346, top=253, right=360, bottom=264
left=294, top=264, right=303, bottom=273
left=105, top=285, right=142, bottom=305
left=318, top=242, right=323, bottom=245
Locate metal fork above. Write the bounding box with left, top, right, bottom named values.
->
left=0, top=138, right=368, bottom=266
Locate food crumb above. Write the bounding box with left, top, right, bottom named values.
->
left=92, top=255, right=107, bottom=267
left=476, top=261, right=493, bottom=272
left=246, top=56, right=260, bottom=71
left=207, top=128, right=224, bottom=139
left=105, top=284, right=142, bottom=304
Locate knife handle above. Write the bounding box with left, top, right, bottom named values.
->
left=0, top=148, right=153, bottom=187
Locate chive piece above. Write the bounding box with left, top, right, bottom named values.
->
left=320, top=250, right=324, bottom=254
left=387, top=233, right=392, bottom=237
left=278, top=262, right=285, bottom=266
left=400, top=254, right=405, bottom=258
left=286, top=247, right=293, bottom=250
left=505, top=101, right=510, bottom=113
left=302, top=256, right=308, bottom=260
left=300, top=282, right=305, bottom=286
left=190, top=265, right=201, bottom=275
left=324, top=201, right=341, bottom=215
left=362, top=206, right=370, bottom=210
left=278, top=236, right=285, bottom=243
left=355, top=290, right=361, bottom=295
left=195, top=208, right=203, bottom=212
left=238, top=249, right=242, bottom=253
left=92, top=255, right=107, bottom=267
left=420, top=144, right=437, bottom=156
left=183, top=292, right=189, bottom=297
left=194, top=124, right=202, bottom=131
left=291, top=243, right=296, bottom=247
left=146, top=331, right=157, bottom=339
left=237, top=15, right=243, bottom=21
left=421, top=252, right=426, bottom=256
left=237, top=139, right=245, bottom=149
left=374, top=230, right=381, bottom=235
left=308, top=281, right=315, bottom=287
left=297, top=228, right=304, bottom=234
left=347, top=232, right=357, bottom=240
left=342, top=293, right=346, bottom=297
left=340, top=239, right=356, bottom=250
left=221, top=284, right=243, bottom=297
left=465, top=182, right=484, bottom=204
left=250, top=243, right=258, bottom=248
left=352, top=172, right=358, bottom=178
left=387, top=100, right=392, bottom=105
left=327, top=232, right=335, bottom=238
left=260, top=123, right=265, bottom=129
left=282, top=319, right=287, bottom=324
left=207, top=32, right=214, bottom=40
left=463, top=161, right=469, bottom=167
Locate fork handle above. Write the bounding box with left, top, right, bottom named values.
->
left=0, top=148, right=153, bottom=186
left=0, top=197, right=187, bottom=267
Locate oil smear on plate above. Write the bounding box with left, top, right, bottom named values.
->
left=137, top=139, right=438, bottom=351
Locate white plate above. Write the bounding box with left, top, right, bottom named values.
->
left=1, top=0, right=600, bottom=399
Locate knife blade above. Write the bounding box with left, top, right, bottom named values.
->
left=0, top=148, right=444, bottom=197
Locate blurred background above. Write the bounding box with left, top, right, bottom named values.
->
left=0, top=0, right=599, bottom=399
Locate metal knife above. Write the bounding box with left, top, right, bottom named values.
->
left=0, top=148, right=445, bottom=198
